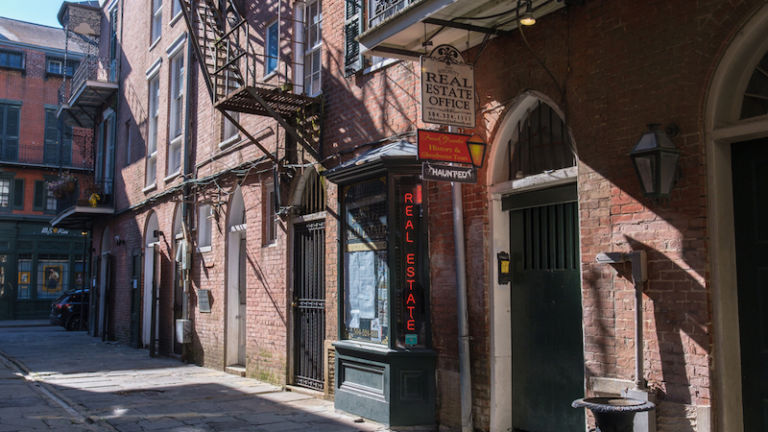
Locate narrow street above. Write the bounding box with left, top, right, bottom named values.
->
left=0, top=323, right=386, bottom=432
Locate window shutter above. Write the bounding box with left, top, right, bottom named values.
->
left=12, top=178, right=23, bottom=209
left=33, top=180, right=44, bottom=210
left=4, top=106, right=19, bottom=161
left=344, top=0, right=362, bottom=76
left=61, top=126, right=73, bottom=166
left=44, top=110, right=59, bottom=164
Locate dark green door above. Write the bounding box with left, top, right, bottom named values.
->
left=508, top=189, right=584, bottom=432
left=732, top=139, right=768, bottom=431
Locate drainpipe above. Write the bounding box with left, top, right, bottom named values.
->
left=452, top=182, right=473, bottom=432
left=180, top=34, right=195, bottom=358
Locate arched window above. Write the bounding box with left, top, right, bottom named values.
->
left=508, top=101, right=575, bottom=180
left=299, top=169, right=326, bottom=215
left=741, top=51, right=768, bottom=119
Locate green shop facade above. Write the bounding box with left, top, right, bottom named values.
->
left=324, top=142, right=436, bottom=427
left=0, top=220, right=89, bottom=320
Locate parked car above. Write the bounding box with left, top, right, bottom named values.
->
left=49, top=289, right=89, bottom=331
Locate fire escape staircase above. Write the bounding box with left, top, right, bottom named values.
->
left=179, top=0, right=321, bottom=163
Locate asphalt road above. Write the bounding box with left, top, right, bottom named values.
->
left=0, top=324, right=387, bottom=432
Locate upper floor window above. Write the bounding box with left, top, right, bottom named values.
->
left=44, top=109, right=72, bottom=166
left=151, top=0, right=163, bottom=45
left=221, top=111, right=239, bottom=144
left=146, top=74, right=160, bottom=187
left=168, top=51, right=184, bottom=176
left=265, top=21, right=278, bottom=76
left=264, top=183, right=276, bottom=244
left=172, top=0, right=182, bottom=19
left=198, top=204, right=212, bottom=250
left=0, top=102, right=20, bottom=162
left=46, top=58, right=78, bottom=76
left=303, top=0, right=322, bottom=96
left=0, top=50, right=24, bottom=70
left=0, top=178, right=10, bottom=209
left=368, top=0, right=412, bottom=28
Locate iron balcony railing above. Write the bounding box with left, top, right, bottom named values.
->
left=368, top=0, right=423, bottom=28
left=58, top=54, right=112, bottom=107
left=0, top=138, right=93, bottom=171
left=56, top=177, right=113, bottom=214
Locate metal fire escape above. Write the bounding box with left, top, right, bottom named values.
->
left=179, top=0, right=321, bottom=163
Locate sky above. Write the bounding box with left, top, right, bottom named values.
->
left=0, top=0, right=70, bottom=28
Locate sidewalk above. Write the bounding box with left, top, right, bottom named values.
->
left=0, top=319, right=51, bottom=328
left=0, top=325, right=390, bottom=432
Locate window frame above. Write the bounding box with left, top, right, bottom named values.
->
left=150, top=0, right=163, bottom=47
left=303, top=0, right=322, bottom=96
left=0, top=49, right=24, bottom=71
left=265, top=20, right=279, bottom=77
left=167, top=50, right=185, bottom=177
left=220, top=111, right=240, bottom=146
left=0, top=101, right=21, bottom=162
left=198, top=203, right=212, bottom=251
left=146, top=73, right=160, bottom=188
left=0, top=176, right=12, bottom=211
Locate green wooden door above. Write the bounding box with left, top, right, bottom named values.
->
left=732, top=139, right=768, bottom=431
left=508, top=191, right=584, bottom=432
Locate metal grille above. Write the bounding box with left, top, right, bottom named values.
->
left=294, top=220, right=325, bottom=390
left=301, top=170, right=326, bottom=215
left=509, top=101, right=575, bottom=180
left=521, top=202, right=578, bottom=271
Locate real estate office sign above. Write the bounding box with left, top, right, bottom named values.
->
left=420, top=45, right=475, bottom=128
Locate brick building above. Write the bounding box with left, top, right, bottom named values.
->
left=0, top=16, right=91, bottom=321
left=51, top=0, right=768, bottom=431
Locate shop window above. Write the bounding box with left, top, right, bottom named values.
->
left=36, top=255, right=69, bottom=299
left=17, top=255, right=32, bottom=299
left=340, top=174, right=429, bottom=348
left=73, top=260, right=86, bottom=290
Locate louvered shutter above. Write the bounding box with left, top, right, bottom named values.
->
left=33, top=180, right=44, bottom=210
left=61, top=125, right=72, bottom=166
left=44, top=109, right=59, bottom=164
left=12, top=178, right=23, bottom=209
left=4, top=106, right=19, bottom=161
left=344, top=0, right=362, bottom=76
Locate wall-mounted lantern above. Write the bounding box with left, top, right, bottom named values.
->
left=466, top=134, right=487, bottom=168
left=629, top=124, right=680, bottom=199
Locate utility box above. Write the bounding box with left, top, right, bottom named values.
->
left=175, top=319, right=191, bottom=344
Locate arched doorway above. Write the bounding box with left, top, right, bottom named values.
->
left=706, top=5, right=768, bottom=430
left=226, top=187, right=246, bottom=369
left=290, top=168, right=326, bottom=391
left=143, top=212, right=159, bottom=351
left=97, top=227, right=112, bottom=339
left=486, top=93, right=582, bottom=431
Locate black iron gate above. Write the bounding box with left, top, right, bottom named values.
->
left=293, top=220, right=325, bottom=390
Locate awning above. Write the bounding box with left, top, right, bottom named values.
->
left=58, top=80, right=118, bottom=128
left=323, top=140, right=419, bottom=184
left=50, top=205, right=114, bottom=229
left=358, top=0, right=566, bottom=59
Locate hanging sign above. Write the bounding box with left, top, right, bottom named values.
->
left=417, top=129, right=472, bottom=164
left=422, top=161, right=477, bottom=183
left=421, top=45, right=475, bottom=128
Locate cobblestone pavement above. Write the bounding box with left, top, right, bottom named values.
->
left=0, top=324, right=388, bottom=432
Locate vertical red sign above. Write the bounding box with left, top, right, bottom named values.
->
left=403, top=186, right=420, bottom=343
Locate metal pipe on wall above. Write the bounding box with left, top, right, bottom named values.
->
left=452, top=181, right=473, bottom=432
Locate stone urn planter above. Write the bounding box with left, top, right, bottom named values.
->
left=572, top=397, right=655, bottom=432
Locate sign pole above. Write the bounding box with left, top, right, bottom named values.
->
left=450, top=128, right=473, bottom=432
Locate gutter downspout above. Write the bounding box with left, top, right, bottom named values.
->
left=181, top=36, right=195, bottom=358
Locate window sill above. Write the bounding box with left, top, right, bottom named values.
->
left=262, top=71, right=277, bottom=82
left=149, top=37, right=162, bottom=51
left=262, top=240, right=277, bottom=248
left=169, top=12, right=183, bottom=27
left=142, top=183, right=157, bottom=194
left=198, top=246, right=212, bottom=253
left=218, top=134, right=241, bottom=149
left=363, top=58, right=399, bottom=75
left=164, top=171, right=181, bottom=183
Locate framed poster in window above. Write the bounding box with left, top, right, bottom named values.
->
left=42, top=265, right=63, bottom=294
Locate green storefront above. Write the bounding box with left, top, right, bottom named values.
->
left=0, top=221, right=89, bottom=320
left=324, top=142, right=436, bottom=427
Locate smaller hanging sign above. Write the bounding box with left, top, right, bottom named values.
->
left=422, top=161, right=477, bottom=183
left=417, top=129, right=472, bottom=164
